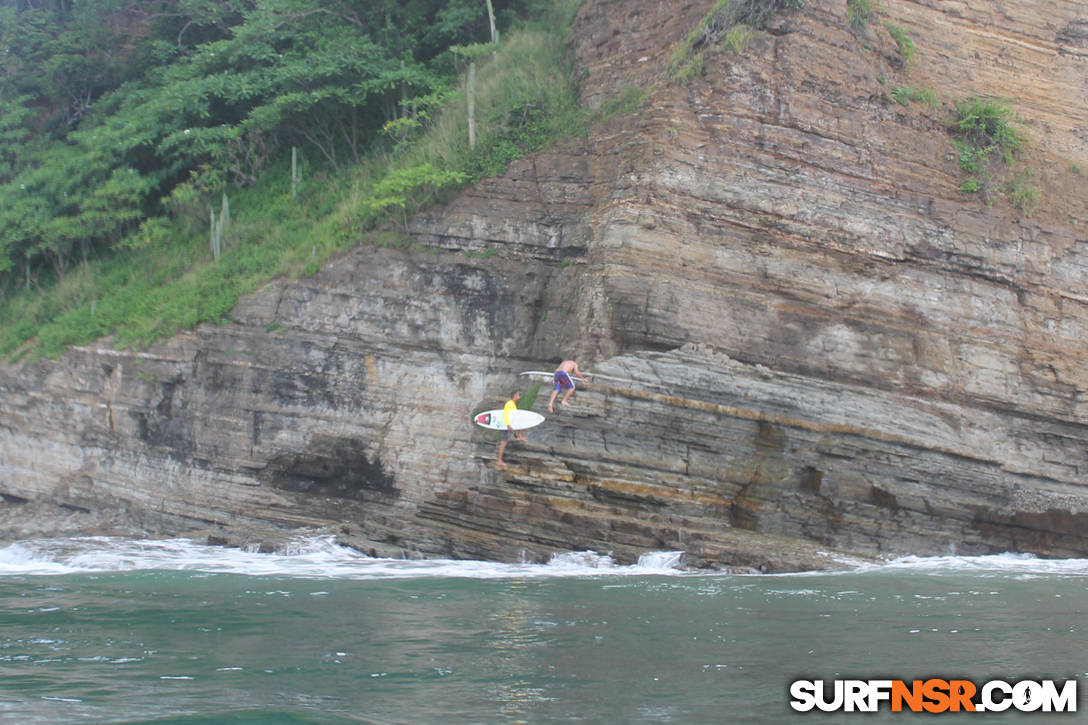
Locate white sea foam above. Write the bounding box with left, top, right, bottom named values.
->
left=636, top=550, right=686, bottom=570
left=0, top=535, right=691, bottom=580
left=0, top=542, right=83, bottom=575
left=854, top=552, right=1088, bottom=577
left=3, top=536, right=1085, bottom=580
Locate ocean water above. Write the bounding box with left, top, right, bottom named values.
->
left=0, top=537, right=1085, bottom=724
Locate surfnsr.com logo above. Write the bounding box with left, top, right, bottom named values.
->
left=790, top=679, right=1078, bottom=713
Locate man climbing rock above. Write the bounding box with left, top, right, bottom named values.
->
left=547, top=359, right=587, bottom=413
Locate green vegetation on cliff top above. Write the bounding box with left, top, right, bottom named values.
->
left=0, top=0, right=586, bottom=360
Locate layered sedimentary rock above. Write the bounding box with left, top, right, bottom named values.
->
left=2, top=0, right=1087, bottom=571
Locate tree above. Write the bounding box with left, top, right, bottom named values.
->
left=0, top=93, right=33, bottom=182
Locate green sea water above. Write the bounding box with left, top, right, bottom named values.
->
left=0, top=538, right=1085, bottom=724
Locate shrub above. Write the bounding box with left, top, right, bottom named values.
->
left=1006, top=168, right=1040, bottom=215
left=722, top=24, right=756, bottom=55
left=596, top=85, right=651, bottom=120
left=847, top=0, right=873, bottom=30
left=950, top=96, right=1036, bottom=210
left=951, top=97, right=1026, bottom=165
left=885, top=23, right=915, bottom=64
left=891, top=86, right=938, bottom=108
left=912, top=87, right=938, bottom=108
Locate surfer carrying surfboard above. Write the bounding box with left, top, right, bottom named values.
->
left=547, top=359, right=587, bottom=413
left=497, top=391, right=528, bottom=466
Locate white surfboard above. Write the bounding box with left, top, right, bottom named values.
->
left=519, top=370, right=588, bottom=382
left=473, top=408, right=545, bottom=431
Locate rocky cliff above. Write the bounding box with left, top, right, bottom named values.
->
left=2, top=0, right=1087, bottom=572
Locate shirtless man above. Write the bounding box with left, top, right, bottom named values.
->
left=547, top=359, right=587, bottom=413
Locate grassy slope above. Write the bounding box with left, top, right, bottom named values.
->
left=0, top=2, right=587, bottom=361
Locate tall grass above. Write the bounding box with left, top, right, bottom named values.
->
left=668, top=0, right=805, bottom=82
left=891, top=85, right=937, bottom=108
left=847, top=0, right=874, bottom=30
left=332, top=20, right=584, bottom=240
left=885, top=23, right=915, bottom=64
left=0, top=0, right=584, bottom=360
left=668, top=0, right=730, bottom=81
left=0, top=167, right=349, bottom=358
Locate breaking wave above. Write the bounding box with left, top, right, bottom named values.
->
left=2, top=536, right=1084, bottom=581
left=0, top=535, right=688, bottom=580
